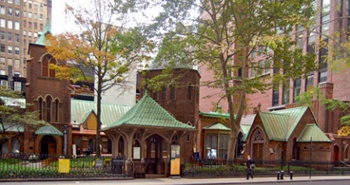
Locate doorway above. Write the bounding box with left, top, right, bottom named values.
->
left=334, top=145, right=340, bottom=166
left=41, top=135, right=56, bottom=159
left=146, top=134, right=165, bottom=174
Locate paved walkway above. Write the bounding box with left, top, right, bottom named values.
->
left=1, top=175, right=350, bottom=185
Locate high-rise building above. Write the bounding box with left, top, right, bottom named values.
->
left=0, top=0, right=51, bottom=78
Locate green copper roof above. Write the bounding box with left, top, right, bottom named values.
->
left=297, top=123, right=331, bottom=142
left=199, top=111, right=230, bottom=119
left=103, top=93, right=195, bottom=130
left=259, top=106, right=309, bottom=141
left=35, top=125, right=63, bottom=136
left=71, top=99, right=132, bottom=126
left=35, top=18, right=51, bottom=46
left=241, top=124, right=251, bottom=140
left=203, top=122, right=230, bottom=131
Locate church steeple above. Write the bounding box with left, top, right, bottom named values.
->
left=35, top=18, right=51, bottom=46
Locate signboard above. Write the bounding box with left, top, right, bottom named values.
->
left=58, top=159, right=70, bottom=173
left=133, top=146, right=141, bottom=160
left=95, top=159, right=103, bottom=167
left=170, top=158, right=180, bottom=175
left=170, top=144, right=180, bottom=176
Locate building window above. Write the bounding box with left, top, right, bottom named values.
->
left=7, top=32, right=12, bottom=41
left=272, top=85, right=279, bottom=106
left=23, top=11, right=26, bottom=17
left=15, top=33, right=19, bottom=42
left=0, top=31, right=4, bottom=40
left=40, top=14, right=43, bottom=20
left=11, top=137, right=20, bottom=153
left=170, top=84, right=176, bottom=100
left=14, top=0, right=19, bottom=5
left=293, top=78, right=301, bottom=102
left=161, top=87, right=167, bottom=100
left=264, top=59, right=270, bottom=73
left=14, top=47, right=19, bottom=55
left=0, top=5, right=5, bottom=15
left=14, top=81, right=21, bottom=91
left=28, top=12, right=32, bottom=18
left=305, top=73, right=314, bottom=91
left=152, top=91, right=158, bottom=101
left=7, top=20, right=12, bottom=29
left=283, top=82, right=290, bottom=105
left=0, top=19, right=6, bottom=28
left=8, top=7, right=12, bottom=16
left=28, top=21, right=32, bottom=28
left=0, top=44, right=5, bottom=52
left=38, top=97, right=43, bottom=120
left=7, top=46, right=12, bottom=54
left=319, top=44, right=328, bottom=83
left=46, top=96, right=52, bottom=122
left=187, top=85, right=192, bottom=100
left=205, top=134, right=217, bottom=159
left=41, top=54, right=56, bottom=78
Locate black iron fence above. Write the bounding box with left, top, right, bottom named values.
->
left=2, top=154, right=350, bottom=180
left=0, top=153, right=134, bottom=180
left=181, top=159, right=350, bottom=178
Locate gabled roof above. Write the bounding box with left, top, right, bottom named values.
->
left=103, top=93, right=195, bottom=130
left=297, top=124, right=331, bottom=142
left=35, top=125, right=63, bottom=136
left=259, top=106, right=309, bottom=141
left=71, top=99, right=132, bottom=126
left=203, top=122, right=230, bottom=131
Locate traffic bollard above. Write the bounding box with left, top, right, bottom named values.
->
left=277, top=172, right=280, bottom=180
left=290, top=171, right=293, bottom=180
left=280, top=170, right=284, bottom=180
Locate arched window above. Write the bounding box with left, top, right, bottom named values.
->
left=11, top=137, right=20, bottom=154
left=1, top=139, right=8, bottom=154
left=41, top=54, right=56, bottom=77
left=170, top=84, right=176, bottom=100
left=38, top=97, right=43, bottom=120
left=46, top=96, right=52, bottom=122
left=52, top=99, right=59, bottom=122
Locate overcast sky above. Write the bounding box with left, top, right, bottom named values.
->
left=51, top=0, right=164, bottom=35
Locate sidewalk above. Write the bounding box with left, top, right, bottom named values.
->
left=1, top=175, right=350, bottom=185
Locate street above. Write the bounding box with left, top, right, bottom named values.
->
left=1, top=176, right=350, bottom=185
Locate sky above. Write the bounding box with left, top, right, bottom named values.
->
left=51, top=0, right=164, bottom=35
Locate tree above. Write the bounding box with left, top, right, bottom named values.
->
left=46, top=0, right=154, bottom=157
left=148, top=0, right=317, bottom=161
left=0, top=86, right=46, bottom=151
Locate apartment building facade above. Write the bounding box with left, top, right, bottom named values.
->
left=0, top=0, right=51, bottom=80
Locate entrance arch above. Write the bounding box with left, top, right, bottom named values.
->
left=251, top=128, right=265, bottom=161
left=145, top=134, right=166, bottom=174
left=41, top=135, right=57, bottom=158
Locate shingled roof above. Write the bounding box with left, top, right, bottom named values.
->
left=297, top=123, right=331, bottom=142
left=259, top=106, right=310, bottom=141
left=71, top=99, right=132, bottom=126
left=103, top=93, right=195, bottom=130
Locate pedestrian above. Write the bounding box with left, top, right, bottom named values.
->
left=246, top=155, right=254, bottom=180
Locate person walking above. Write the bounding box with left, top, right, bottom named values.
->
left=246, top=155, right=254, bottom=180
